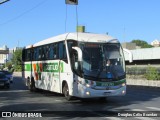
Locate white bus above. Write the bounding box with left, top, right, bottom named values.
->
left=22, top=32, right=126, bottom=100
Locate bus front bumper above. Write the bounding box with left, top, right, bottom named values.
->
left=77, top=85, right=126, bottom=98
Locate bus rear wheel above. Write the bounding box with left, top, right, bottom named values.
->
left=63, top=83, right=72, bottom=101
left=28, top=78, right=36, bottom=92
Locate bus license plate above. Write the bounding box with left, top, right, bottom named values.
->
left=101, top=82, right=114, bottom=87
left=104, top=92, right=111, bottom=95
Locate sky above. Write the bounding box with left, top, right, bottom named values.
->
left=0, top=0, right=160, bottom=48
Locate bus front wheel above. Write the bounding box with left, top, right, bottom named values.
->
left=63, top=83, right=72, bottom=101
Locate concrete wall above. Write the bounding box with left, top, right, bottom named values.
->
left=124, top=47, right=160, bottom=61
left=13, top=72, right=22, bottom=77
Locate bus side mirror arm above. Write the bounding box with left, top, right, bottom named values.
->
left=123, top=48, right=133, bottom=63
left=72, top=47, right=83, bottom=75
left=72, top=47, right=82, bottom=62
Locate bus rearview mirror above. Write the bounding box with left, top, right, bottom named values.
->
left=72, top=47, right=82, bottom=62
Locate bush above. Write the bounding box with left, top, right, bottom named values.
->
left=8, top=68, right=14, bottom=74
left=126, top=66, right=160, bottom=80
left=145, top=67, right=160, bottom=80
left=6, top=61, right=12, bottom=70
left=11, top=49, right=22, bottom=72
left=126, top=67, right=146, bottom=75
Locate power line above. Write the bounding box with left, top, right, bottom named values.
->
left=65, top=4, right=68, bottom=32
left=65, top=0, right=79, bottom=40
left=0, top=0, right=48, bottom=26
left=76, top=5, right=79, bottom=41
left=0, top=0, right=9, bottom=5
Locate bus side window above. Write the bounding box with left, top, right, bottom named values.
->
left=42, top=46, right=45, bottom=60
left=38, top=47, right=42, bottom=60
left=59, top=42, right=63, bottom=59
left=31, top=48, right=34, bottom=61
left=46, top=45, right=49, bottom=60
left=58, top=42, right=67, bottom=62
left=54, top=43, right=58, bottom=59
left=36, top=48, right=39, bottom=60
left=67, top=42, right=72, bottom=53
left=49, top=44, right=53, bottom=59
left=26, top=49, right=31, bottom=61
left=49, top=45, right=51, bottom=60
left=33, top=48, right=37, bottom=61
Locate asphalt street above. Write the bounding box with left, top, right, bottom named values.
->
left=0, top=75, right=160, bottom=120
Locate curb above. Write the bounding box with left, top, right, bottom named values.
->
left=13, top=72, right=22, bottom=77
left=127, top=79, right=160, bottom=88
left=127, top=85, right=160, bottom=90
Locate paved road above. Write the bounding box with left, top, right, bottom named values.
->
left=0, top=75, right=160, bottom=120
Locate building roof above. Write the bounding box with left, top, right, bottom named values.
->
left=124, top=47, right=160, bottom=61
left=151, top=39, right=160, bottom=45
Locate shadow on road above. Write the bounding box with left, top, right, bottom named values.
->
left=0, top=75, right=160, bottom=118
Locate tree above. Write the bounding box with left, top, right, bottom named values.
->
left=6, top=61, right=12, bottom=70
left=11, top=49, right=22, bottom=71
left=131, top=39, right=153, bottom=48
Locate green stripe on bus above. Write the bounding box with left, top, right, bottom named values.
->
left=24, top=62, right=64, bottom=73
left=25, top=64, right=31, bottom=71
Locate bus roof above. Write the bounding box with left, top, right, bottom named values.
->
left=26, top=32, right=119, bottom=48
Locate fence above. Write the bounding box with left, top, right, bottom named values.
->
left=126, top=67, right=160, bottom=80
left=126, top=67, right=160, bottom=87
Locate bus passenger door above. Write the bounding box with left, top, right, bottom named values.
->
left=58, top=60, right=62, bottom=93
left=59, top=60, right=75, bottom=96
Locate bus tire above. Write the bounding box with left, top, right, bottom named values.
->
left=27, top=78, right=31, bottom=90
left=99, top=97, right=107, bottom=102
left=63, top=83, right=72, bottom=101
left=28, top=77, right=36, bottom=92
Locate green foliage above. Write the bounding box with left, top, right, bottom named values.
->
left=126, top=67, right=144, bottom=75
left=0, top=65, right=4, bottom=70
left=131, top=39, right=153, bottom=48
left=126, top=67, right=160, bottom=80
left=145, top=67, right=160, bottom=80
left=8, top=68, right=14, bottom=73
left=11, top=49, right=22, bottom=72
left=5, top=61, right=12, bottom=70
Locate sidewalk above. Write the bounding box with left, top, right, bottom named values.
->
left=13, top=72, right=22, bottom=77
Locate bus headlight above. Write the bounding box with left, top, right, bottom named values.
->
left=122, top=83, right=126, bottom=87
left=122, top=90, right=126, bottom=94
left=85, top=80, right=95, bottom=88
left=86, top=84, right=90, bottom=88
left=86, top=91, right=90, bottom=95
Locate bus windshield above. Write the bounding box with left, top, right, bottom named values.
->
left=79, top=42, right=125, bottom=81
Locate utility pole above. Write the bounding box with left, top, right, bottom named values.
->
left=0, top=0, right=10, bottom=68
left=0, top=0, right=10, bottom=54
